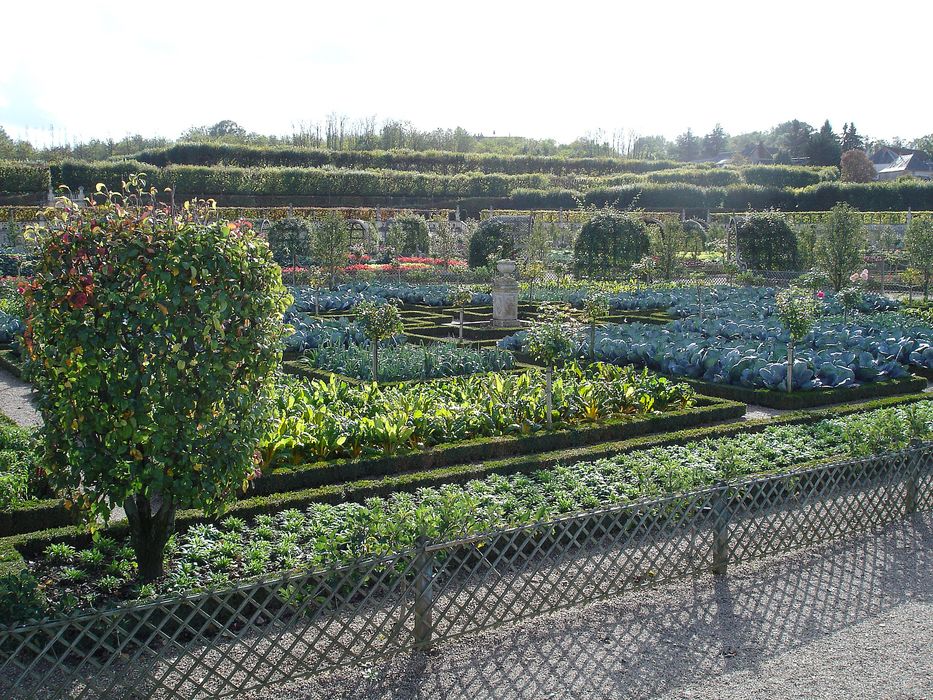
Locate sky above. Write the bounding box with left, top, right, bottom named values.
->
left=2, top=0, right=931, bottom=147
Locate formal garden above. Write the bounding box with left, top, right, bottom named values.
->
left=0, top=172, right=930, bottom=697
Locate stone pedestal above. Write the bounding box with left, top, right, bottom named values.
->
left=491, top=259, right=519, bottom=327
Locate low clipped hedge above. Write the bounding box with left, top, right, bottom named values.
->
left=679, top=373, right=928, bottom=409
left=2, top=392, right=928, bottom=577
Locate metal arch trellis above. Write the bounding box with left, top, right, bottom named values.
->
left=0, top=444, right=930, bottom=699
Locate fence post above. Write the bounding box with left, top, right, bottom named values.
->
left=905, top=440, right=921, bottom=516
left=711, top=482, right=731, bottom=575
left=413, top=538, right=435, bottom=649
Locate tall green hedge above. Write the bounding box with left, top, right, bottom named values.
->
left=48, top=161, right=549, bottom=198
left=131, top=143, right=687, bottom=176
left=573, top=210, right=650, bottom=279
left=0, top=161, right=50, bottom=193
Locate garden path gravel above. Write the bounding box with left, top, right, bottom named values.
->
left=0, top=367, right=40, bottom=427
left=246, top=513, right=933, bottom=700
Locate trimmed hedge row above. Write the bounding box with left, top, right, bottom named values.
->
left=0, top=161, right=50, bottom=194
left=131, top=143, right=686, bottom=176
left=678, top=373, right=928, bottom=410
left=10, top=159, right=933, bottom=212
left=3, top=392, right=928, bottom=576
left=49, top=161, right=551, bottom=199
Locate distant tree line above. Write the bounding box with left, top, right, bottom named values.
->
left=1, top=116, right=930, bottom=165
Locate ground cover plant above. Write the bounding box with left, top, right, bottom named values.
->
left=0, top=423, right=43, bottom=511
left=303, top=342, right=515, bottom=382
left=21, top=401, right=933, bottom=616
left=260, top=363, right=695, bottom=466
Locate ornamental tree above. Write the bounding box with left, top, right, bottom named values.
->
left=23, top=181, right=290, bottom=581
left=311, top=211, right=349, bottom=288
left=817, top=203, right=867, bottom=291
left=267, top=216, right=313, bottom=284
left=354, top=299, right=404, bottom=381
left=905, top=218, right=933, bottom=301
left=840, top=149, right=876, bottom=183
left=450, top=287, right=473, bottom=341
left=573, top=209, right=650, bottom=279
left=581, top=293, right=610, bottom=362
left=775, top=287, right=819, bottom=393
left=526, top=304, right=578, bottom=430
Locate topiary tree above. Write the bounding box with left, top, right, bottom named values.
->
left=650, top=219, right=686, bottom=281
left=817, top=203, right=867, bottom=291
left=581, top=293, right=610, bottom=362
left=311, top=211, right=350, bottom=288
left=450, top=287, right=473, bottom=341
left=775, top=287, right=819, bottom=393
left=23, top=180, right=290, bottom=581
left=734, top=212, right=800, bottom=271
left=267, top=217, right=313, bottom=284
left=394, top=214, right=430, bottom=256
left=468, top=219, right=516, bottom=268
left=837, top=284, right=863, bottom=323
left=573, top=209, right=649, bottom=279
left=526, top=304, right=578, bottom=430
left=905, top=218, right=933, bottom=301
left=354, top=300, right=404, bottom=381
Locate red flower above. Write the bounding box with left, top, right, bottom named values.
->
left=71, top=292, right=88, bottom=309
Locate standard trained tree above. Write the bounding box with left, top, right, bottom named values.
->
left=905, top=218, right=933, bottom=301
left=23, top=182, right=290, bottom=581
left=817, top=203, right=867, bottom=291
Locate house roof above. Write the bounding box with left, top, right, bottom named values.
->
left=871, top=146, right=932, bottom=164
left=878, top=153, right=933, bottom=174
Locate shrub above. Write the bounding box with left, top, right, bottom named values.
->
left=468, top=219, right=516, bottom=268
left=573, top=209, right=650, bottom=279
left=23, top=178, right=291, bottom=581
left=735, top=212, right=800, bottom=271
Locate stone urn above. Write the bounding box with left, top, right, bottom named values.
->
left=491, top=259, right=519, bottom=327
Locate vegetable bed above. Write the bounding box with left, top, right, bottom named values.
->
left=7, top=399, right=930, bottom=619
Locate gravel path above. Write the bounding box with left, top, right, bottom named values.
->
left=249, top=513, right=933, bottom=700
left=0, top=367, right=40, bottom=427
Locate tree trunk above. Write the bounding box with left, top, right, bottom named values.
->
left=786, top=340, right=794, bottom=394
left=545, top=365, right=553, bottom=431
left=372, top=343, right=379, bottom=382
left=124, top=492, right=176, bottom=583
left=459, top=309, right=464, bottom=341
left=880, top=257, right=885, bottom=296
left=590, top=322, right=596, bottom=362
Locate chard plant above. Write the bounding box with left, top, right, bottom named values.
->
left=775, top=286, right=819, bottom=393
left=354, top=300, right=404, bottom=381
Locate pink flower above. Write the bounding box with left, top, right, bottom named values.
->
left=860, top=269, right=869, bottom=281
left=816, top=291, right=825, bottom=299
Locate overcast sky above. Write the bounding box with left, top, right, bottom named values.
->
left=2, top=0, right=930, bottom=147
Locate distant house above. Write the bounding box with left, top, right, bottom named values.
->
left=871, top=146, right=933, bottom=179
left=740, top=143, right=775, bottom=165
